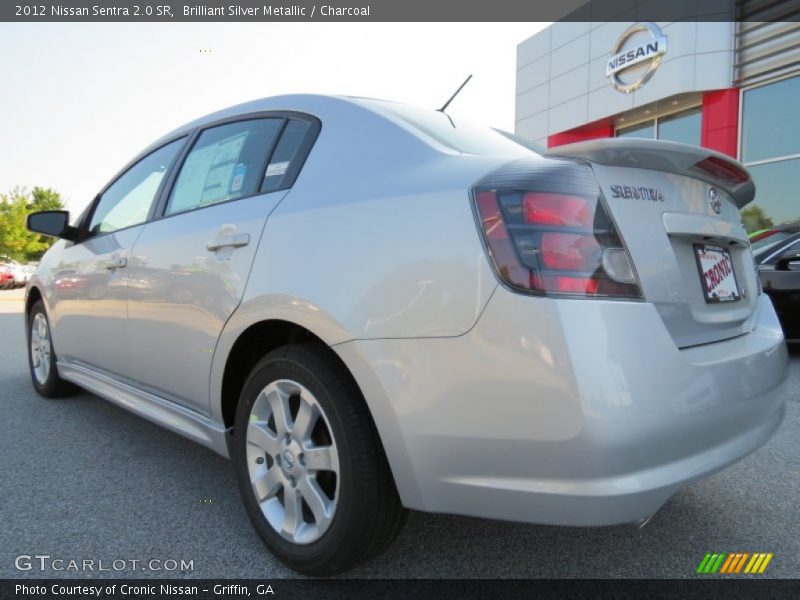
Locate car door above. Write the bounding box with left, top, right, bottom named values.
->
left=49, top=138, right=185, bottom=376
left=125, top=114, right=318, bottom=413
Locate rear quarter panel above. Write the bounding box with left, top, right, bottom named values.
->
left=208, top=99, right=519, bottom=491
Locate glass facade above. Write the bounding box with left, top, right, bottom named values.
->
left=615, top=107, right=701, bottom=145
left=657, top=109, right=701, bottom=145
left=740, top=75, right=800, bottom=233
left=741, top=75, right=800, bottom=163
left=616, top=121, right=654, bottom=139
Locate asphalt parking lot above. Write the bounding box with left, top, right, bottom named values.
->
left=0, top=288, right=798, bottom=579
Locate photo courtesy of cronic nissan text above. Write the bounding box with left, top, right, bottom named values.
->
left=0, top=1, right=798, bottom=598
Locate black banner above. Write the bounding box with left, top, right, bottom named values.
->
left=2, top=0, right=798, bottom=23
left=3, top=579, right=800, bottom=600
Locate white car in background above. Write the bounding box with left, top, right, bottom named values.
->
left=24, top=95, right=788, bottom=575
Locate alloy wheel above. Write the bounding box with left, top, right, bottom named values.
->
left=246, top=379, right=340, bottom=545
left=30, top=312, right=51, bottom=385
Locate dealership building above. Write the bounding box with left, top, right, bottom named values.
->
left=515, top=11, right=800, bottom=232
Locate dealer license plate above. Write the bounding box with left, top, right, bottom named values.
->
left=694, top=244, right=741, bottom=303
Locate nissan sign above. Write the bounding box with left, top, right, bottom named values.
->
left=606, top=22, right=668, bottom=93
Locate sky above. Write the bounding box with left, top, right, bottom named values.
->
left=0, top=22, right=547, bottom=213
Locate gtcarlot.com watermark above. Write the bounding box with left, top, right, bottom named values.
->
left=14, top=554, right=194, bottom=573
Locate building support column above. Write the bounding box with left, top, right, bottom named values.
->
left=700, top=88, right=740, bottom=158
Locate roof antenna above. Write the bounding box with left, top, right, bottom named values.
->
left=438, top=74, right=472, bottom=113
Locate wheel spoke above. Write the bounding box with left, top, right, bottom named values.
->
left=252, top=467, right=283, bottom=502
left=298, top=476, right=333, bottom=527
left=304, top=445, right=337, bottom=472
left=292, top=400, right=318, bottom=442
left=267, top=387, right=292, bottom=436
left=281, top=487, right=302, bottom=538
left=247, top=422, right=282, bottom=456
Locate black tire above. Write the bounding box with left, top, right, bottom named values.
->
left=233, top=343, right=406, bottom=575
left=27, top=300, right=80, bottom=398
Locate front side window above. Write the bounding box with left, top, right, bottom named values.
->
left=88, top=139, right=184, bottom=236
left=166, top=119, right=283, bottom=216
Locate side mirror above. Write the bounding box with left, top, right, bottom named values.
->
left=26, top=211, right=76, bottom=241
left=775, top=250, right=800, bottom=272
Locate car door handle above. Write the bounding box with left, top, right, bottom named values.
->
left=206, top=233, right=250, bottom=252
left=105, top=257, right=128, bottom=270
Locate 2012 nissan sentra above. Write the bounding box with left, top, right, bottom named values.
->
left=24, top=95, right=788, bottom=574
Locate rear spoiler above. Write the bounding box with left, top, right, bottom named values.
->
left=546, top=138, right=755, bottom=209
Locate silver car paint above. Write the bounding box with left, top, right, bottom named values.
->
left=45, top=227, right=143, bottom=376
left=124, top=189, right=288, bottom=412
left=589, top=165, right=759, bottom=348
left=27, top=94, right=789, bottom=527
left=335, top=288, right=787, bottom=523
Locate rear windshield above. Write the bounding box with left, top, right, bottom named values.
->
left=752, top=231, right=794, bottom=257
left=358, top=99, right=534, bottom=157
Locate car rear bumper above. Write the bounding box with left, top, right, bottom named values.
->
left=336, top=288, right=788, bottom=526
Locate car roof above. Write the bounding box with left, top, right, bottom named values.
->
left=150, top=94, right=377, bottom=149
left=127, top=95, right=533, bottom=186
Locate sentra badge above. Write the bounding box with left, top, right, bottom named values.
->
left=609, top=185, right=665, bottom=202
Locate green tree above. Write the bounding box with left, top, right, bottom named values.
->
left=740, top=205, right=774, bottom=234
left=0, top=186, right=65, bottom=261
left=30, top=187, right=65, bottom=213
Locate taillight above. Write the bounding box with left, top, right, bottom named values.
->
left=523, top=193, right=592, bottom=227
left=472, top=158, right=641, bottom=299
left=693, top=156, right=749, bottom=185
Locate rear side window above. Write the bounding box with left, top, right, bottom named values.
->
left=166, top=119, right=283, bottom=216
left=261, top=120, right=312, bottom=193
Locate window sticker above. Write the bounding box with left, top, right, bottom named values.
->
left=230, top=162, right=247, bottom=194
left=199, top=131, right=248, bottom=205
left=265, top=161, right=289, bottom=178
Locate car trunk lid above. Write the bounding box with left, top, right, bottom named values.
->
left=548, top=139, right=759, bottom=348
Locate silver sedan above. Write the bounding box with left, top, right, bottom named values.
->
left=24, top=95, right=788, bottom=574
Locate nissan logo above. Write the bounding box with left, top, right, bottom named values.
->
left=606, top=22, right=668, bottom=93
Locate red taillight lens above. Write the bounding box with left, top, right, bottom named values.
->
left=473, top=159, right=641, bottom=299
left=540, top=232, right=601, bottom=270
left=523, top=193, right=593, bottom=228
left=475, top=191, right=532, bottom=290
left=476, top=191, right=508, bottom=241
